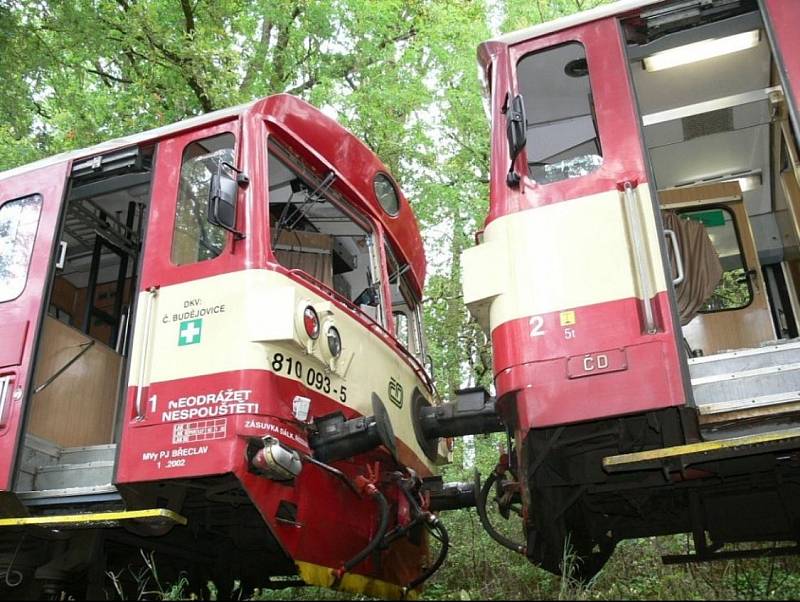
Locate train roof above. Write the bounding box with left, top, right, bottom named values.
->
left=483, top=0, right=666, bottom=48
left=0, top=94, right=426, bottom=295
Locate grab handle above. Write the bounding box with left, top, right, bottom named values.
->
left=664, top=229, right=685, bottom=286
left=621, top=181, right=657, bottom=334
left=135, top=286, right=159, bottom=421
left=55, top=241, right=68, bottom=270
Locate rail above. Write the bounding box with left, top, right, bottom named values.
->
left=135, top=286, right=159, bottom=420
left=621, top=181, right=657, bottom=334
left=663, top=229, right=684, bottom=286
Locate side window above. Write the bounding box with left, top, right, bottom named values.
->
left=681, top=207, right=753, bottom=312
left=0, top=195, right=42, bottom=302
left=385, top=243, right=424, bottom=357
left=171, top=133, right=235, bottom=265
left=393, top=311, right=409, bottom=348
left=517, top=42, right=602, bottom=185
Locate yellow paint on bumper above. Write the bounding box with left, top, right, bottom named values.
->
left=0, top=508, right=186, bottom=529
left=295, top=560, right=419, bottom=600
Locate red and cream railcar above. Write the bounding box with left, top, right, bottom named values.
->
left=0, top=95, right=446, bottom=598
left=464, top=0, right=800, bottom=576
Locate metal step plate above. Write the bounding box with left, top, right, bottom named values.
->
left=688, top=341, right=800, bottom=380
left=33, top=461, right=114, bottom=491
left=59, top=444, right=117, bottom=465
left=692, top=364, right=800, bottom=405
left=17, top=484, right=121, bottom=507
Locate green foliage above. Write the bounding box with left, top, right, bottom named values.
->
left=702, top=268, right=752, bottom=312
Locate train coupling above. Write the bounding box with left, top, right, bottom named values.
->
left=417, top=386, right=505, bottom=439
left=421, top=476, right=478, bottom=511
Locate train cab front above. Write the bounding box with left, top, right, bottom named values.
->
left=108, top=95, right=456, bottom=598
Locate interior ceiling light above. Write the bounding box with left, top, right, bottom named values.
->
left=675, top=171, right=762, bottom=193
left=730, top=173, right=761, bottom=193
left=643, top=30, right=761, bottom=72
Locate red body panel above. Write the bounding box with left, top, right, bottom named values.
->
left=494, top=294, right=685, bottom=429
left=117, top=370, right=429, bottom=483
left=0, top=163, right=67, bottom=490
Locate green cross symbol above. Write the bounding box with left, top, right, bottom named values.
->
left=178, top=319, right=202, bottom=346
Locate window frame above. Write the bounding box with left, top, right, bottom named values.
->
left=169, top=132, right=237, bottom=267
left=384, top=241, right=425, bottom=358
left=678, top=203, right=755, bottom=314
left=515, top=40, right=603, bottom=187
left=0, top=194, right=43, bottom=303
left=266, top=140, right=387, bottom=326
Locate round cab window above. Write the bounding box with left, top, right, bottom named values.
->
left=374, top=174, right=400, bottom=216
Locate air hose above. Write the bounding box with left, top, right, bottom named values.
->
left=476, top=471, right=526, bottom=555
left=334, top=488, right=390, bottom=582
left=402, top=515, right=450, bottom=596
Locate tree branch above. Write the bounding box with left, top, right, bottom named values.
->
left=269, top=6, right=303, bottom=92
left=240, top=17, right=273, bottom=93
left=87, top=64, right=133, bottom=85
left=180, top=0, right=196, bottom=36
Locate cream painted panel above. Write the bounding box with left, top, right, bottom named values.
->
left=127, top=270, right=436, bottom=467
left=463, top=184, right=667, bottom=332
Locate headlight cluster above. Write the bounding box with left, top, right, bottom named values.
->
left=297, top=302, right=342, bottom=362
left=326, top=325, right=342, bottom=358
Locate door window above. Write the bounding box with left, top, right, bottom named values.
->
left=171, top=133, right=235, bottom=265
left=0, top=195, right=42, bottom=302
left=517, top=42, right=602, bottom=185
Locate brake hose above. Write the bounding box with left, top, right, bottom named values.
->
left=402, top=515, right=450, bottom=596
left=476, top=471, right=526, bottom=555
left=337, top=488, right=390, bottom=578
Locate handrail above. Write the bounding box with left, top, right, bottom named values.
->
left=33, top=340, right=95, bottom=394
left=0, top=375, right=13, bottom=425
left=621, top=181, right=657, bottom=334
left=663, top=229, right=685, bottom=286
left=135, top=286, right=159, bottom=420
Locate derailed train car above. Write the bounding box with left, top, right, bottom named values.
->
left=0, top=94, right=471, bottom=599
left=462, top=0, right=800, bottom=579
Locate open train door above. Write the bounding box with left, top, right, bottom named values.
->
left=0, top=163, right=68, bottom=491
left=471, top=15, right=692, bottom=431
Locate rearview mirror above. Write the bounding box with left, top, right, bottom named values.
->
left=506, top=94, right=527, bottom=187
left=208, top=162, right=239, bottom=232
left=354, top=284, right=380, bottom=307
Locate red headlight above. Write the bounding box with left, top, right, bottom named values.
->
left=303, top=306, right=320, bottom=340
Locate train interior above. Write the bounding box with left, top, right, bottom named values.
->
left=267, top=147, right=386, bottom=324
left=18, top=146, right=153, bottom=501
left=622, top=1, right=800, bottom=436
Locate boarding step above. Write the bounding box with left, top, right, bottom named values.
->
left=692, top=363, right=800, bottom=406
left=17, top=484, right=121, bottom=507
left=688, top=340, right=800, bottom=380
left=33, top=461, right=114, bottom=492
left=59, top=444, right=116, bottom=465
left=603, top=426, right=800, bottom=473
